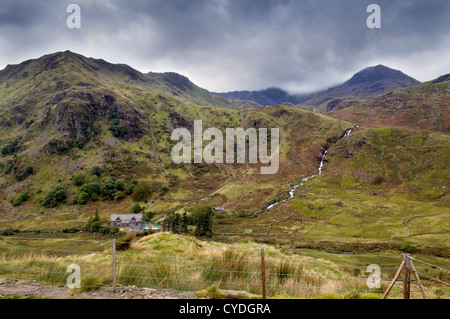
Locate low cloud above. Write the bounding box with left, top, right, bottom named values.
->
left=0, top=0, right=449, bottom=93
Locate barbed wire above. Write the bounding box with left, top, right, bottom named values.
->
left=0, top=268, right=109, bottom=277
left=293, top=251, right=403, bottom=259
left=116, top=262, right=260, bottom=275
left=410, top=281, right=443, bottom=298
left=410, top=256, right=450, bottom=273
left=0, top=237, right=448, bottom=298
left=413, top=270, right=450, bottom=286
left=0, top=246, right=106, bottom=254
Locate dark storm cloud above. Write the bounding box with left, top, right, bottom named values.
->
left=0, top=0, right=449, bottom=92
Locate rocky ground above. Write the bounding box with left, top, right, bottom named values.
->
left=0, top=278, right=198, bottom=299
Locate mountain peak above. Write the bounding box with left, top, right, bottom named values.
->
left=347, top=65, right=420, bottom=86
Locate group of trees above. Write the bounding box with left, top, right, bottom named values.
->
left=81, top=210, right=120, bottom=235
left=38, top=165, right=156, bottom=209
left=72, top=166, right=140, bottom=205
left=42, top=186, right=67, bottom=208
left=1, top=139, right=21, bottom=156
left=162, top=206, right=214, bottom=237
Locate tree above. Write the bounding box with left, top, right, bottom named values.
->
left=143, top=211, right=155, bottom=222
left=182, top=212, right=189, bottom=233
left=42, top=186, right=67, bottom=208
left=192, top=206, right=214, bottom=237
left=132, top=181, right=152, bottom=202
left=131, top=203, right=143, bottom=214
left=73, top=174, right=86, bottom=187
left=162, top=212, right=182, bottom=233
left=91, top=166, right=102, bottom=177
left=126, top=179, right=139, bottom=195
left=102, top=177, right=117, bottom=200
left=81, top=210, right=102, bottom=232
left=77, top=191, right=90, bottom=205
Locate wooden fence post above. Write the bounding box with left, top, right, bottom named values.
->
left=403, top=254, right=411, bottom=299
left=410, top=260, right=427, bottom=299
left=261, top=249, right=266, bottom=299
left=382, top=258, right=405, bottom=299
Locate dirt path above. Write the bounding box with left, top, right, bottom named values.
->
left=0, top=278, right=198, bottom=299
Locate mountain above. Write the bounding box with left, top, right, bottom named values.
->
left=429, top=73, right=450, bottom=84
left=0, top=51, right=448, bottom=252
left=327, top=75, right=450, bottom=132
left=0, top=50, right=354, bottom=230
left=215, top=87, right=308, bottom=106
left=215, top=65, right=421, bottom=107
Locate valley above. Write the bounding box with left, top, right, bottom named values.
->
left=0, top=51, right=448, bottom=298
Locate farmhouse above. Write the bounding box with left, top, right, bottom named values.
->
left=110, top=214, right=143, bottom=232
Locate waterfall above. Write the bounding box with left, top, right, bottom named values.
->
left=263, top=127, right=354, bottom=212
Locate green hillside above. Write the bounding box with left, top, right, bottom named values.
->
left=0, top=51, right=448, bottom=256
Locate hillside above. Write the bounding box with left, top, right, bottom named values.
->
left=327, top=78, right=450, bottom=132
left=215, top=65, right=421, bottom=107
left=0, top=51, right=448, bottom=256
left=216, top=87, right=308, bottom=106
left=0, top=51, right=354, bottom=232
left=302, top=65, right=420, bottom=106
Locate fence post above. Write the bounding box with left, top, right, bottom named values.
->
left=382, top=258, right=405, bottom=299
left=113, top=239, right=117, bottom=293
left=261, top=249, right=266, bottom=299
left=403, top=254, right=411, bottom=299
left=410, top=260, right=427, bottom=299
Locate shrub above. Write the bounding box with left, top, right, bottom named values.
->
left=132, top=181, right=152, bottom=202
left=81, top=211, right=101, bottom=232
left=1, top=139, right=20, bottom=156
left=12, top=191, right=29, bottom=207
left=75, top=141, right=84, bottom=149
left=103, top=177, right=118, bottom=200
left=90, top=221, right=102, bottom=233
left=136, top=230, right=155, bottom=237
left=116, top=231, right=137, bottom=251
left=62, top=227, right=78, bottom=233
left=109, top=123, right=126, bottom=138
left=115, top=179, right=125, bottom=191
left=131, top=203, right=143, bottom=214
left=73, top=174, right=86, bottom=187
left=15, top=165, right=34, bottom=182
left=42, top=186, right=67, bottom=208
left=125, top=179, right=139, bottom=195
left=237, top=210, right=252, bottom=218
left=91, top=166, right=102, bottom=177
left=0, top=228, right=20, bottom=236
left=77, top=192, right=90, bottom=205
left=400, top=241, right=418, bottom=253
left=143, top=211, right=155, bottom=222
left=79, top=182, right=100, bottom=196
left=114, top=191, right=124, bottom=201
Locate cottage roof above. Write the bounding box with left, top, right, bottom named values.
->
left=110, top=214, right=143, bottom=222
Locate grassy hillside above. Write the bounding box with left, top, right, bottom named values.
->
left=0, top=232, right=448, bottom=298
left=327, top=80, right=450, bottom=132
left=0, top=51, right=448, bottom=257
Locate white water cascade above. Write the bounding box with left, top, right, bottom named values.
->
left=263, top=128, right=354, bottom=211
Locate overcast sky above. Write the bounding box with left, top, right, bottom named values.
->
left=0, top=0, right=449, bottom=93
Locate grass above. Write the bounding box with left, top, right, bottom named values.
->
left=0, top=232, right=447, bottom=299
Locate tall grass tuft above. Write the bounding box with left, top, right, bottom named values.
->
left=38, top=262, right=67, bottom=284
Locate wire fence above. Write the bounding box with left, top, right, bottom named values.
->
left=0, top=235, right=448, bottom=299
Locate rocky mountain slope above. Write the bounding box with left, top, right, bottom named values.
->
left=215, top=65, right=421, bottom=107
left=0, top=51, right=448, bottom=250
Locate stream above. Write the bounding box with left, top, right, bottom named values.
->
left=263, top=127, right=355, bottom=211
